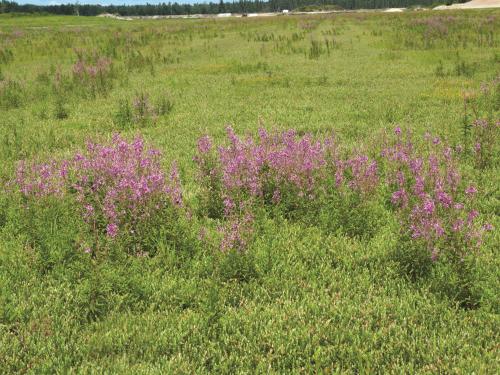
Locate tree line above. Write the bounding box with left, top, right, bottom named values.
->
left=0, top=0, right=451, bottom=16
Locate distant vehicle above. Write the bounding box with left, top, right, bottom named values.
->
left=282, top=9, right=289, bottom=14
left=217, top=13, right=232, bottom=17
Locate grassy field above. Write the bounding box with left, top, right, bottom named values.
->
left=0, top=10, right=499, bottom=373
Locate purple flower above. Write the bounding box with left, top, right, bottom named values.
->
left=84, top=204, right=94, bottom=219
left=14, top=134, right=182, bottom=248
left=380, top=127, right=491, bottom=257
left=467, top=210, right=479, bottom=225
left=436, top=191, right=452, bottom=208
left=198, top=227, right=207, bottom=241
left=218, top=212, right=254, bottom=252
left=391, top=189, right=408, bottom=207
left=409, top=158, right=423, bottom=174
left=473, top=119, right=488, bottom=128
left=272, top=189, right=281, bottom=204
left=223, top=197, right=236, bottom=216
left=482, top=223, right=494, bottom=231
left=443, top=147, right=452, bottom=160
left=431, top=248, right=439, bottom=262
left=106, top=223, right=118, bottom=238
left=452, top=219, right=464, bottom=232
left=197, top=135, right=212, bottom=154
left=465, top=185, right=477, bottom=196
left=423, top=199, right=435, bottom=214
left=433, top=222, right=445, bottom=237
left=413, top=176, right=425, bottom=197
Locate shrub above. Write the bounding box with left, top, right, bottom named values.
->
left=470, top=117, right=499, bottom=169
left=156, top=92, right=174, bottom=116
left=132, top=92, right=157, bottom=125
left=194, top=127, right=334, bottom=219
left=16, top=196, right=82, bottom=273
left=71, top=51, right=115, bottom=97
left=0, top=47, right=14, bottom=65
left=115, top=92, right=174, bottom=128
left=462, top=77, right=500, bottom=169
left=0, top=79, right=24, bottom=109
left=381, top=127, right=494, bottom=299
left=194, top=127, right=381, bottom=249
left=53, top=95, right=69, bottom=119
left=14, top=134, right=183, bottom=256
left=114, top=98, right=133, bottom=127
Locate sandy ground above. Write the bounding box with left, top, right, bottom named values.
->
left=435, top=0, right=500, bottom=10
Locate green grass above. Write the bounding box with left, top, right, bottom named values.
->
left=1, top=10, right=499, bottom=373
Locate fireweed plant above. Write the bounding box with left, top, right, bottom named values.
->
left=14, top=134, right=183, bottom=256
left=462, top=76, right=500, bottom=169
left=71, top=55, right=114, bottom=97
left=45, top=49, right=118, bottom=99
left=194, top=127, right=383, bottom=250
left=381, top=127, right=494, bottom=293
left=12, top=128, right=494, bottom=289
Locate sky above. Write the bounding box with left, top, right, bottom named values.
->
left=15, top=1, right=197, bottom=5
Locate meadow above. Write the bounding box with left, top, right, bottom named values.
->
left=0, top=10, right=499, bottom=373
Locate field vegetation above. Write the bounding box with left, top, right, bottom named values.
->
left=0, top=10, right=499, bottom=373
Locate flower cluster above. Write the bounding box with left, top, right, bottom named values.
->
left=196, top=127, right=379, bottom=216
left=72, top=134, right=182, bottom=238
left=15, top=134, right=182, bottom=242
left=15, top=159, right=70, bottom=197
left=382, top=128, right=493, bottom=261
left=72, top=57, right=112, bottom=80
left=13, top=126, right=493, bottom=260
left=71, top=55, right=114, bottom=96
left=218, top=211, right=255, bottom=253
left=195, top=127, right=379, bottom=251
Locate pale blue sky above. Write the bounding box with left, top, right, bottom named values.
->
left=16, top=1, right=198, bottom=5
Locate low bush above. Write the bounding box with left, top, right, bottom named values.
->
left=462, top=76, right=500, bottom=169
left=14, top=134, right=183, bottom=257
left=115, top=92, right=174, bottom=128
left=71, top=54, right=115, bottom=97
left=194, top=127, right=382, bottom=249
left=8, top=124, right=495, bottom=306
left=0, top=79, right=24, bottom=109
left=382, top=127, right=494, bottom=303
